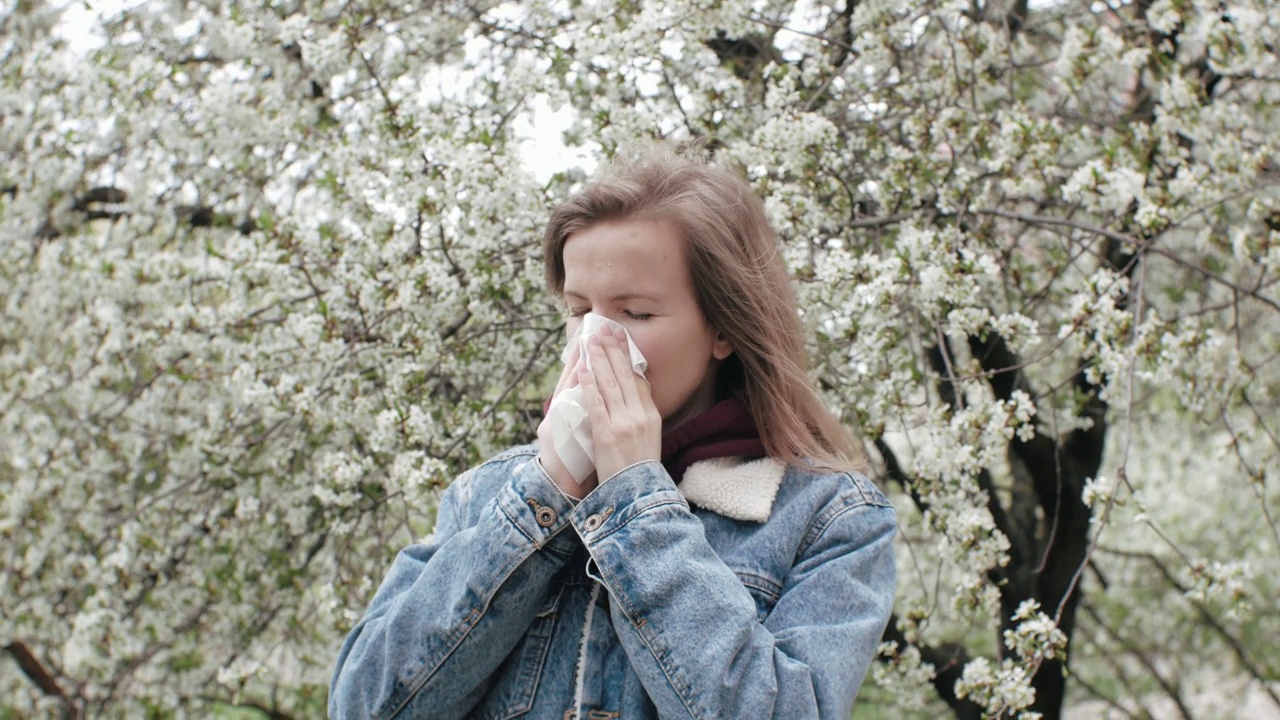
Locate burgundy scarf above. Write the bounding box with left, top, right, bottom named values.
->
left=661, top=396, right=766, bottom=483
left=540, top=396, right=766, bottom=483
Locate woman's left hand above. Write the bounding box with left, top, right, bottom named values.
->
left=579, top=325, right=662, bottom=483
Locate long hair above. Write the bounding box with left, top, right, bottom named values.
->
left=543, top=146, right=865, bottom=472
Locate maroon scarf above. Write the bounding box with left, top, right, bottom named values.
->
left=540, top=396, right=766, bottom=483
left=661, top=396, right=766, bottom=483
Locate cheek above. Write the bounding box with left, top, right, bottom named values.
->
left=631, top=330, right=690, bottom=385
left=625, top=327, right=661, bottom=367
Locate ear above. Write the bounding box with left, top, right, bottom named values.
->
left=712, top=331, right=734, bottom=361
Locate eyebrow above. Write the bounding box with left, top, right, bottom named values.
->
left=563, top=290, right=660, bottom=302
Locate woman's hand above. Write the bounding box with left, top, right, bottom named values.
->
left=579, top=326, right=662, bottom=483
left=537, top=341, right=599, bottom=498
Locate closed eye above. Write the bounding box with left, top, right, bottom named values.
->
left=623, top=311, right=653, bottom=321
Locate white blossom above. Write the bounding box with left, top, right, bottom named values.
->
left=3, top=0, right=1278, bottom=715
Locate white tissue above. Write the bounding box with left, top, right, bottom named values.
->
left=546, top=313, right=648, bottom=485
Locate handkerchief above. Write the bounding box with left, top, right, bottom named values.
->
left=545, top=313, right=647, bottom=485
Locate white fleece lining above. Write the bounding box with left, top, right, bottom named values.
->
left=677, top=456, right=787, bottom=522
left=571, top=582, right=602, bottom=713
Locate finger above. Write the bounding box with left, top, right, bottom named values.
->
left=624, top=360, right=661, bottom=432
left=586, top=333, right=624, bottom=412
left=577, top=359, right=612, bottom=425
left=602, top=327, right=643, bottom=409
left=554, top=341, right=582, bottom=395
left=633, top=362, right=658, bottom=412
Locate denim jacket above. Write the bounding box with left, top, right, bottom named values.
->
left=329, top=446, right=896, bottom=719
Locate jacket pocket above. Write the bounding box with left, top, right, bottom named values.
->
left=470, top=587, right=563, bottom=720
left=734, top=571, right=781, bottom=624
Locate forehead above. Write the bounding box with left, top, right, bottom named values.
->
left=561, top=219, right=691, bottom=294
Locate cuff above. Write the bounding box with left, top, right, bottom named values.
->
left=569, top=460, right=688, bottom=543
left=498, top=455, right=582, bottom=553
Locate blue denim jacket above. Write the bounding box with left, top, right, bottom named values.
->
left=330, top=446, right=896, bottom=719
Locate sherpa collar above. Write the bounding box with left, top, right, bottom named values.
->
left=677, top=456, right=787, bottom=523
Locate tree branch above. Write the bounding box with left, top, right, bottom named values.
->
left=1102, top=547, right=1280, bottom=712
left=924, top=337, right=1032, bottom=597
left=881, top=618, right=984, bottom=720
left=4, top=641, right=75, bottom=717
left=963, top=325, right=1096, bottom=717
left=975, top=208, right=1280, bottom=314
left=14, top=182, right=258, bottom=241
left=874, top=436, right=927, bottom=514
left=1079, top=603, right=1194, bottom=720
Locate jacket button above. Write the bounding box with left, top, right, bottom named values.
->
left=535, top=506, right=557, bottom=528
left=583, top=514, right=604, bottom=532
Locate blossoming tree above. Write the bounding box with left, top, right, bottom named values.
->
left=2, top=0, right=1277, bottom=717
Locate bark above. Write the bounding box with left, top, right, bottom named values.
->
left=883, top=617, right=985, bottom=720
left=4, top=641, right=78, bottom=719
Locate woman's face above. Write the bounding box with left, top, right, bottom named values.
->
left=561, top=219, right=734, bottom=430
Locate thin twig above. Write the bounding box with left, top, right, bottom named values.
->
left=1099, top=546, right=1280, bottom=712
left=1080, top=603, right=1193, bottom=720
left=1219, top=407, right=1280, bottom=551
left=1054, top=252, right=1145, bottom=623
left=976, top=208, right=1280, bottom=313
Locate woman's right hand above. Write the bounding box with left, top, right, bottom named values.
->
left=537, top=341, right=599, bottom=498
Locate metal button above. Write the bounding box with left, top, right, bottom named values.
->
left=535, top=506, right=557, bottom=528
left=583, top=514, right=604, bottom=532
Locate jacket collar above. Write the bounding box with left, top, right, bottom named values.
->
left=677, top=456, right=787, bottom=523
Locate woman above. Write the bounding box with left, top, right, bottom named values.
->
left=329, top=147, right=897, bottom=719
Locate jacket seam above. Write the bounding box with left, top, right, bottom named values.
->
left=734, top=570, right=782, bottom=600
left=586, top=497, right=686, bottom=543
left=584, top=542, right=703, bottom=719
left=629, top=624, right=703, bottom=720
left=483, top=446, right=538, bottom=464
left=379, top=518, right=538, bottom=719
left=500, top=499, right=541, bottom=546
left=798, top=496, right=893, bottom=558
left=482, top=597, right=560, bottom=720
left=842, top=470, right=893, bottom=507
left=601, top=458, right=663, bottom=484
left=597, top=564, right=702, bottom=720
left=379, top=617, right=472, bottom=720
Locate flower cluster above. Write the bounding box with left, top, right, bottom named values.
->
left=1003, top=600, right=1069, bottom=663
left=3, top=0, right=1278, bottom=716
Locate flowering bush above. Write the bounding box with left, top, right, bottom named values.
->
left=3, top=0, right=1277, bottom=717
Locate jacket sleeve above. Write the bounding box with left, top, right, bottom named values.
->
left=570, top=460, right=896, bottom=720
left=329, top=453, right=581, bottom=720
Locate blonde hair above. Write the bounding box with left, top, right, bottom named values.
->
left=543, top=146, right=865, bottom=472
